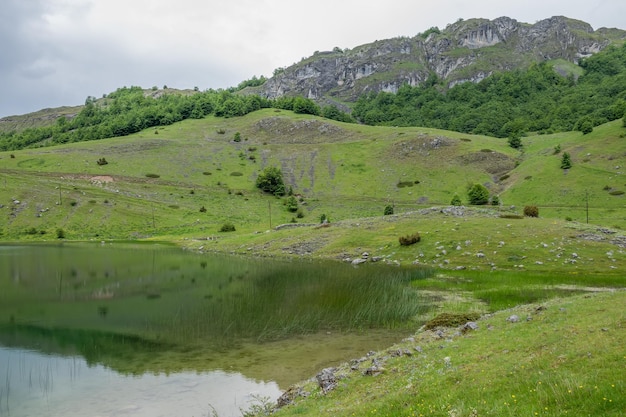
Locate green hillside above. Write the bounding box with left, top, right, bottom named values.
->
left=1, top=110, right=624, bottom=274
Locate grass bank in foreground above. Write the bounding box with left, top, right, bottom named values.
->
left=260, top=291, right=625, bottom=417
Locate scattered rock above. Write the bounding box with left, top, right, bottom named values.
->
left=315, top=368, right=337, bottom=393
left=506, top=314, right=520, bottom=323
left=462, top=321, right=479, bottom=332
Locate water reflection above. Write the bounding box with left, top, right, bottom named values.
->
left=0, top=242, right=432, bottom=415
left=0, top=346, right=280, bottom=417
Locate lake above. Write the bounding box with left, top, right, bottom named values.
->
left=0, top=242, right=431, bottom=416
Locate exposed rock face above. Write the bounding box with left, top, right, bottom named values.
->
left=258, top=16, right=625, bottom=105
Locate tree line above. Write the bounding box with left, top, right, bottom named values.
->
left=1, top=43, right=625, bottom=151
left=352, top=43, right=626, bottom=138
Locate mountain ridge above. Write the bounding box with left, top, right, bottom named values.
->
left=256, top=16, right=626, bottom=105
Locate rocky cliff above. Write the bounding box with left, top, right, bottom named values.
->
left=256, top=16, right=626, bottom=106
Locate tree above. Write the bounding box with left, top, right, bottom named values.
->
left=467, top=183, right=490, bottom=205
left=561, top=152, right=572, bottom=169
left=384, top=205, right=394, bottom=215
left=507, top=135, right=522, bottom=149
left=256, top=166, right=286, bottom=196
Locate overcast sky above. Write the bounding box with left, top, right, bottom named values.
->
left=1, top=0, right=625, bottom=118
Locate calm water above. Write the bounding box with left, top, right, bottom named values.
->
left=0, top=242, right=429, bottom=416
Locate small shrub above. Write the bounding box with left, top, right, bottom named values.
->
left=202, top=171, right=212, bottom=176
left=219, top=222, right=236, bottom=232
left=230, top=172, right=243, bottom=176
left=296, top=208, right=304, bottom=218
left=609, top=190, right=625, bottom=196
left=523, top=205, right=539, bottom=218
left=190, top=189, right=195, bottom=195
left=560, top=152, right=572, bottom=169
left=285, top=196, right=298, bottom=212
left=450, top=194, right=462, bottom=206
left=480, top=148, right=492, bottom=153
left=383, top=205, right=394, bottom=215
left=565, top=216, right=573, bottom=221
left=199, top=206, right=207, bottom=213
left=320, top=214, right=329, bottom=224
left=460, top=138, right=471, bottom=142
left=491, top=195, right=500, bottom=206
left=467, top=183, right=489, bottom=205
left=499, top=174, right=510, bottom=181
left=10, top=154, right=15, bottom=159
left=216, top=128, right=226, bottom=134
left=146, top=173, right=160, bottom=178
left=26, top=227, right=38, bottom=235
left=97, top=157, right=108, bottom=166
left=56, top=228, right=66, bottom=239
left=70, top=201, right=77, bottom=207
left=399, top=232, right=421, bottom=246
left=553, top=144, right=561, bottom=154
left=603, top=185, right=611, bottom=191
left=233, top=132, right=241, bottom=142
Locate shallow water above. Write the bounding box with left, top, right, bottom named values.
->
left=0, top=347, right=280, bottom=417
left=0, top=242, right=429, bottom=416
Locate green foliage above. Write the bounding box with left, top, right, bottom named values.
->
left=507, top=135, right=522, bottom=149
left=321, top=105, right=355, bottom=123
left=292, top=97, right=320, bottom=116
left=560, top=152, right=572, bottom=169
left=491, top=195, right=500, bottom=206
left=320, top=213, right=329, bottom=224
left=285, top=196, right=299, bottom=212
left=145, top=173, right=160, bottom=178
left=523, top=205, right=539, bottom=218
left=96, top=157, right=108, bottom=166
left=233, top=132, right=241, bottom=142
left=553, top=144, right=561, bottom=154
left=467, top=183, right=489, bottom=205
left=383, top=205, right=394, bottom=215
left=450, top=194, right=462, bottom=206
left=56, top=228, right=66, bottom=239
left=255, top=166, right=285, bottom=196
left=399, top=232, right=421, bottom=246
left=219, top=222, right=236, bottom=232
left=199, top=206, right=207, bottom=213
left=352, top=44, right=626, bottom=137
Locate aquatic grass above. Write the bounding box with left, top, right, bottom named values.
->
left=166, top=263, right=434, bottom=344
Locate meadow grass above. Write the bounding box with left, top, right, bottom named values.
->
left=266, top=290, right=626, bottom=417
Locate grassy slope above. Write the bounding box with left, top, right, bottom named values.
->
left=269, top=291, right=625, bottom=417
left=0, top=110, right=625, bottom=273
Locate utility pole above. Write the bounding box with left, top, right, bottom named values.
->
left=585, top=190, right=589, bottom=224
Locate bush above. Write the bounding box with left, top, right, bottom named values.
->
left=523, top=205, right=539, bottom=218
left=233, top=132, right=241, bottom=142
left=199, top=205, right=207, bottom=213
left=320, top=213, right=329, bottom=224
left=491, top=195, right=500, bottom=206
left=467, top=183, right=489, bottom=205
left=145, top=173, right=160, bottom=178
left=450, top=194, right=462, bottom=206
left=56, top=228, right=66, bottom=239
left=256, top=166, right=286, bottom=196
left=219, top=222, right=236, bottom=232
left=560, top=152, right=572, bottom=169
left=399, top=232, right=421, bottom=246
left=285, top=196, right=298, bottom=212
left=383, top=205, right=394, bottom=215
left=609, top=190, right=625, bottom=195
left=97, top=157, right=108, bottom=165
